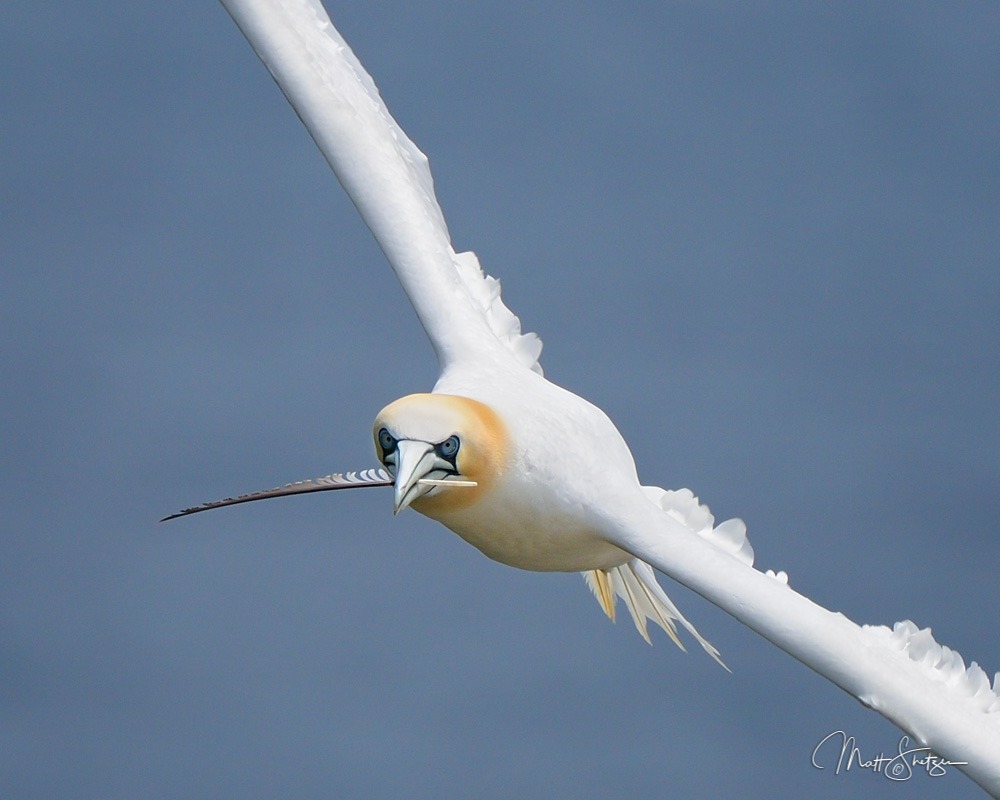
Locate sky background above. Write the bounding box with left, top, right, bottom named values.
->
left=3, top=1, right=999, bottom=798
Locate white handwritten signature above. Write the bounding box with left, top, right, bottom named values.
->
left=812, top=730, right=968, bottom=781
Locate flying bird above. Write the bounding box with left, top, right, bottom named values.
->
left=165, top=4, right=1000, bottom=791
left=163, top=0, right=757, bottom=666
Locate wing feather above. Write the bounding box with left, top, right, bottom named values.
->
left=220, top=0, right=542, bottom=374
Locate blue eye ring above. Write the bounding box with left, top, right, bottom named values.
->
left=437, top=435, right=460, bottom=459
left=377, top=428, right=396, bottom=454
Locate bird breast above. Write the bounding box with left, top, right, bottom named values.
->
left=418, top=482, right=634, bottom=572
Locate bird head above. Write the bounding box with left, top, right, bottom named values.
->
left=373, top=393, right=510, bottom=516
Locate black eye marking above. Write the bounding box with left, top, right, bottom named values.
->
left=377, top=428, right=397, bottom=456
left=436, top=435, right=460, bottom=461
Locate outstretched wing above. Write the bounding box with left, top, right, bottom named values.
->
left=604, top=495, right=1000, bottom=793
left=220, top=0, right=542, bottom=375
left=161, top=469, right=392, bottom=521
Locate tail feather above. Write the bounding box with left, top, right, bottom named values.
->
left=582, top=484, right=746, bottom=670
left=618, top=561, right=683, bottom=648
left=583, top=568, right=616, bottom=621
left=584, top=561, right=727, bottom=669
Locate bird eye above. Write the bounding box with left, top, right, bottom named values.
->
left=437, top=435, right=460, bottom=459
left=377, top=428, right=396, bottom=454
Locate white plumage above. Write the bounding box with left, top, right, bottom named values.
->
left=167, top=2, right=1000, bottom=793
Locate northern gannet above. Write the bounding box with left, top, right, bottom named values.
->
left=163, top=6, right=1000, bottom=790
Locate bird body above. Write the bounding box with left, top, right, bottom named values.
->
left=430, top=339, right=645, bottom=564
left=382, top=384, right=638, bottom=574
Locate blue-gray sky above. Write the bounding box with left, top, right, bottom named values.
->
left=3, top=2, right=998, bottom=798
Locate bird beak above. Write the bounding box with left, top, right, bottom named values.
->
left=393, top=440, right=438, bottom=515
